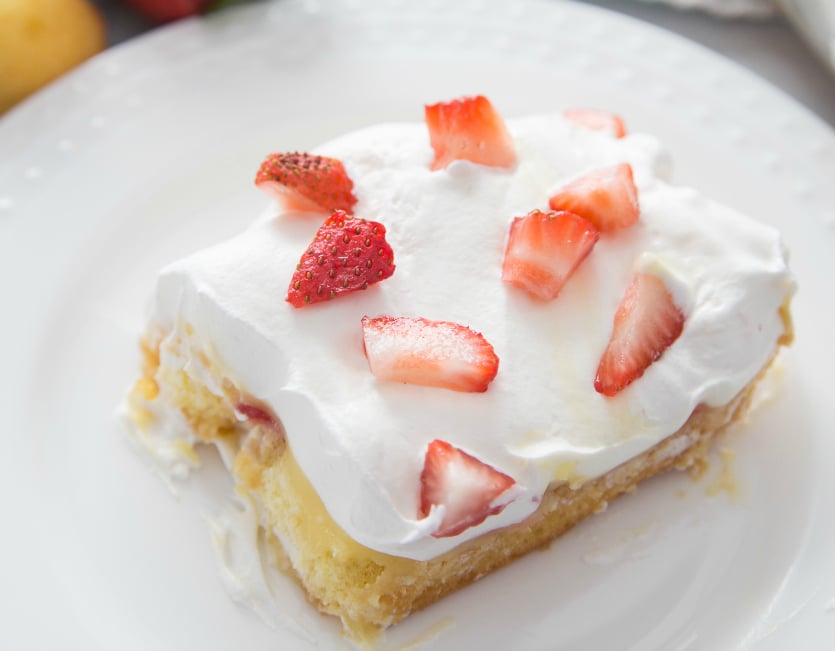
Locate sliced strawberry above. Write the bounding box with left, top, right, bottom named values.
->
left=255, top=152, right=357, bottom=213
left=235, top=402, right=279, bottom=430
left=419, top=439, right=516, bottom=538
left=563, top=108, right=627, bottom=138
left=424, top=95, right=517, bottom=170
left=286, top=210, right=395, bottom=307
left=502, top=209, right=599, bottom=301
left=594, top=272, right=685, bottom=396
left=548, top=163, right=639, bottom=231
left=361, top=316, right=499, bottom=393
left=123, top=0, right=208, bottom=23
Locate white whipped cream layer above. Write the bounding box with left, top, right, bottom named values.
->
left=151, top=114, right=793, bottom=561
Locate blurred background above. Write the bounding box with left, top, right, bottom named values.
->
left=0, top=0, right=833, bottom=124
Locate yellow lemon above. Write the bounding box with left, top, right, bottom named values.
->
left=0, top=0, right=106, bottom=114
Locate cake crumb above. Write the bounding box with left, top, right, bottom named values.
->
left=593, top=501, right=608, bottom=514
left=706, top=447, right=738, bottom=499
left=687, top=456, right=709, bottom=480
left=387, top=616, right=455, bottom=651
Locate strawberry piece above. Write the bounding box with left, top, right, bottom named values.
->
left=361, top=316, right=499, bottom=393
left=594, top=272, right=685, bottom=396
left=286, top=211, right=395, bottom=307
left=123, top=0, right=208, bottom=23
left=548, top=163, right=640, bottom=231
left=419, top=440, right=516, bottom=538
left=235, top=402, right=279, bottom=430
left=502, top=209, right=599, bottom=301
left=255, top=152, right=357, bottom=213
left=563, top=108, right=627, bottom=138
left=424, top=95, right=517, bottom=170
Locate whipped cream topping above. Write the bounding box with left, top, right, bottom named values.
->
left=150, top=114, right=793, bottom=561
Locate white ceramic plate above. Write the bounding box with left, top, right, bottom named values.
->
left=2, top=1, right=834, bottom=649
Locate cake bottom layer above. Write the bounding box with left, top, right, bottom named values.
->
left=127, top=333, right=774, bottom=645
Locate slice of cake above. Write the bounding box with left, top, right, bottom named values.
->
left=123, top=96, right=794, bottom=644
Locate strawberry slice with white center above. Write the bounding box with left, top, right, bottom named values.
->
left=419, top=439, right=516, bottom=538
left=563, top=108, right=627, bottom=138
left=255, top=151, right=357, bottom=213
left=424, top=95, right=517, bottom=171
left=361, top=316, right=499, bottom=393
left=287, top=210, right=395, bottom=307
left=502, top=209, right=599, bottom=301
left=548, top=163, right=640, bottom=231
left=594, top=272, right=685, bottom=397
